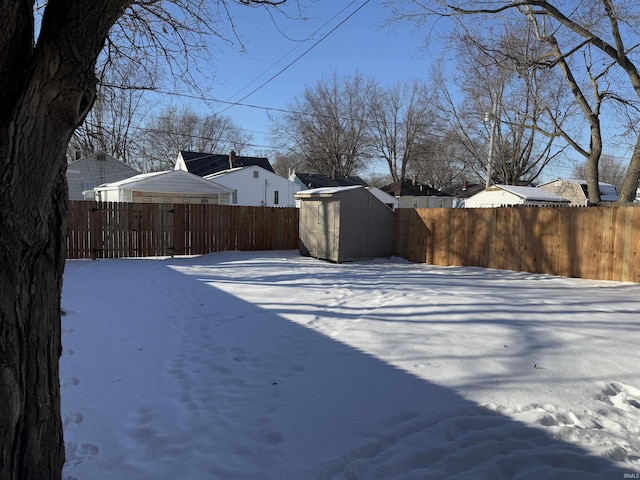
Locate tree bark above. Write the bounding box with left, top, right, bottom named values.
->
left=1, top=1, right=288, bottom=477
left=0, top=164, right=67, bottom=480
left=0, top=72, right=88, bottom=480
left=619, top=134, right=640, bottom=203
left=0, top=2, right=130, bottom=478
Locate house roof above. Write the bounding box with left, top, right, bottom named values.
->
left=179, top=151, right=274, bottom=177
left=539, top=178, right=619, bottom=202
left=204, top=165, right=282, bottom=181
left=442, top=182, right=485, bottom=199
left=293, top=172, right=369, bottom=189
left=494, top=185, right=569, bottom=203
left=380, top=180, right=446, bottom=197
left=98, top=169, right=231, bottom=193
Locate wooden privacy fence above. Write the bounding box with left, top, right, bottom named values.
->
left=66, top=201, right=299, bottom=259
left=394, top=206, right=640, bottom=283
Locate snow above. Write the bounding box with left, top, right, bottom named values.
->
left=60, top=250, right=640, bottom=479
left=497, top=185, right=570, bottom=203
left=295, top=185, right=364, bottom=197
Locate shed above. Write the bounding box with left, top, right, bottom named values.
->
left=465, top=185, right=570, bottom=208
left=94, top=170, right=232, bottom=204
left=294, top=185, right=394, bottom=263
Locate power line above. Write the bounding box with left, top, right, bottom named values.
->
left=222, top=0, right=362, bottom=105
left=215, top=0, right=373, bottom=115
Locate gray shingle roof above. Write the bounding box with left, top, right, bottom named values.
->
left=179, top=151, right=274, bottom=177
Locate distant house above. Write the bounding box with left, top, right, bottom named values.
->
left=205, top=165, right=299, bottom=207
left=381, top=179, right=456, bottom=208
left=465, top=185, right=570, bottom=208
left=66, top=151, right=139, bottom=200
left=289, top=172, right=369, bottom=190
left=441, top=182, right=485, bottom=208
left=538, top=178, right=619, bottom=206
left=94, top=170, right=232, bottom=204
left=174, top=150, right=274, bottom=177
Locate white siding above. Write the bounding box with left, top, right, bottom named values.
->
left=465, top=189, right=526, bottom=208
left=94, top=170, right=232, bottom=204
left=206, top=166, right=299, bottom=207
left=398, top=196, right=455, bottom=209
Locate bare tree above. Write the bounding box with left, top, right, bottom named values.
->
left=573, top=154, right=627, bottom=188
left=388, top=0, right=640, bottom=203
left=517, top=7, right=609, bottom=203
left=432, top=21, right=568, bottom=186
left=368, top=79, right=434, bottom=182
left=0, top=1, right=285, bottom=478
left=272, top=72, right=375, bottom=176
left=271, top=151, right=303, bottom=177
left=67, top=62, right=151, bottom=165
left=140, top=106, right=253, bottom=171
left=407, top=133, right=469, bottom=190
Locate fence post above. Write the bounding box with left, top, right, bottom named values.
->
left=90, top=202, right=103, bottom=259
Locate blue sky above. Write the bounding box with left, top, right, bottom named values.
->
left=143, top=0, right=632, bottom=182
left=153, top=0, right=440, bottom=157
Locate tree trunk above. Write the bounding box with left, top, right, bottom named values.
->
left=618, top=133, right=640, bottom=203
left=0, top=168, right=67, bottom=480
left=0, top=67, right=85, bottom=478
left=0, top=3, right=130, bottom=477
left=586, top=127, right=602, bottom=205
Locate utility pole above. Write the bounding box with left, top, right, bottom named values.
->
left=485, top=94, right=498, bottom=190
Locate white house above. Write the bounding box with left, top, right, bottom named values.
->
left=94, top=170, right=232, bottom=204
left=538, top=178, right=619, bottom=205
left=381, top=179, right=456, bottom=209
left=66, top=151, right=139, bottom=200
left=465, top=185, right=570, bottom=208
left=205, top=165, right=299, bottom=207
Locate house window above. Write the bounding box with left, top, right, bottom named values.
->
left=232, top=190, right=238, bottom=204
left=96, top=153, right=106, bottom=162
left=274, top=190, right=279, bottom=205
left=82, top=181, right=96, bottom=191
left=253, top=171, right=259, bottom=179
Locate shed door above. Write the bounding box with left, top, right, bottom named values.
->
left=316, top=199, right=339, bottom=261
left=301, top=199, right=338, bottom=261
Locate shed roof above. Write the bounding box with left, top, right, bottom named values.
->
left=295, top=185, right=363, bottom=198
left=293, top=172, right=368, bottom=188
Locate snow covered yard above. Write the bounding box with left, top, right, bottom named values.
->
left=60, top=250, right=640, bottom=479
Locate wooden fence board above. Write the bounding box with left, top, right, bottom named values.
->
left=66, top=201, right=299, bottom=260
left=394, top=205, right=640, bottom=283
left=68, top=201, right=639, bottom=283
